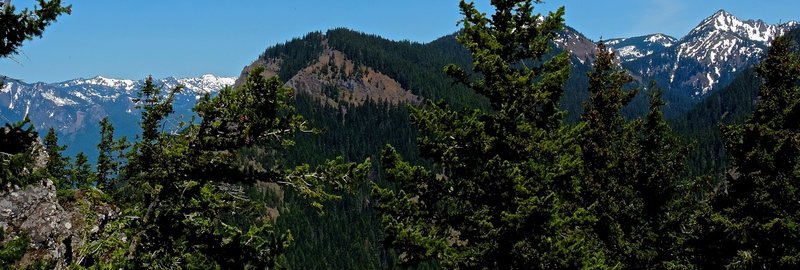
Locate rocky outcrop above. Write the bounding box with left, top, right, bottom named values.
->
left=0, top=180, right=119, bottom=268
left=0, top=179, right=69, bottom=267
left=287, top=46, right=421, bottom=107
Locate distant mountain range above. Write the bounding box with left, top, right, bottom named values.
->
left=0, top=74, right=235, bottom=157
left=613, top=10, right=797, bottom=97
left=557, top=10, right=798, bottom=98
left=1, top=9, right=796, bottom=158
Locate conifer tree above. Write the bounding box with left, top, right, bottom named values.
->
left=580, top=42, right=639, bottom=267
left=375, top=1, right=607, bottom=268
left=43, top=127, right=70, bottom=188
left=581, top=42, right=636, bottom=179
left=699, top=35, right=800, bottom=268
left=70, top=152, right=94, bottom=189
left=96, top=117, right=126, bottom=191
left=0, top=116, right=40, bottom=188
left=629, top=87, right=692, bottom=268
left=580, top=43, right=691, bottom=268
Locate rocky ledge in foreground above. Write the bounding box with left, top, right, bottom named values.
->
left=0, top=180, right=119, bottom=269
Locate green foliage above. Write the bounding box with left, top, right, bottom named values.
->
left=96, top=117, right=128, bottom=191
left=0, top=116, right=38, bottom=155
left=0, top=227, right=29, bottom=269
left=578, top=43, right=696, bottom=268
left=580, top=43, right=640, bottom=268
left=374, top=1, right=609, bottom=268
left=326, top=28, right=488, bottom=110
left=672, top=68, right=761, bottom=177
left=0, top=0, right=70, bottom=58
left=623, top=88, right=695, bottom=268
left=70, top=152, right=94, bottom=189
left=44, top=128, right=70, bottom=188
left=260, top=31, right=325, bottom=82
left=72, top=67, right=369, bottom=268
left=581, top=42, right=637, bottom=192
left=265, top=92, right=427, bottom=269
left=0, top=116, right=43, bottom=189
left=696, top=35, right=800, bottom=269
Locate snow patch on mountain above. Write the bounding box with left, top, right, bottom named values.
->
left=1, top=82, right=11, bottom=93
left=617, top=46, right=646, bottom=59
left=41, top=91, right=78, bottom=107
left=175, top=74, right=236, bottom=94
left=646, top=34, right=675, bottom=47
left=1, top=73, right=235, bottom=138
left=606, top=33, right=677, bottom=62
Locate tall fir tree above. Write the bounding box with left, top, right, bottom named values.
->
left=698, top=35, right=800, bottom=268
left=70, top=152, right=94, bottom=189
left=375, top=1, right=608, bottom=268
left=96, top=117, right=127, bottom=191
left=580, top=43, right=692, bottom=268
left=580, top=42, right=638, bottom=268
left=43, top=127, right=70, bottom=189
left=628, top=87, right=692, bottom=268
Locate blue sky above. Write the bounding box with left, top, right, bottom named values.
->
left=1, top=0, right=798, bottom=83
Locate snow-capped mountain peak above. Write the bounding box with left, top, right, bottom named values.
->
left=644, top=10, right=800, bottom=96
left=699, top=10, right=740, bottom=32
left=89, top=76, right=138, bottom=91
left=691, top=9, right=794, bottom=45
left=1, top=73, right=235, bottom=125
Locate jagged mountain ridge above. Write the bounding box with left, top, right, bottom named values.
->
left=616, top=10, right=798, bottom=97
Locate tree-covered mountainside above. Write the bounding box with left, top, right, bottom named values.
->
left=223, top=19, right=799, bottom=270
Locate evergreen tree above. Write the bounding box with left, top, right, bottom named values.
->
left=70, top=152, right=94, bottom=189
left=629, top=87, right=692, bottom=268
left=96, top=117, right=126, bottom=191
left=581, top=42, right=636, bottom=179
left=580, top=42, right=639, bottom=267
left=0, top=116, right=41, bottom=188
left=580, top=43, right=691, bottom=268
left=375, top=1, right=607, bottom=268
left=43, top=127, right=70, bottom=189
left=699, top=35, right=800, bottom=268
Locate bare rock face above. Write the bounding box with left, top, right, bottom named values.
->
left=0, top=180, right=119, bottom=268
left=0, top=179, right=69, bottom=266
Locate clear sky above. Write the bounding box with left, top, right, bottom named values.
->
left=1, top=0, right=798, bottom=83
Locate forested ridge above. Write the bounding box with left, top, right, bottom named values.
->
left=3, top=0, right=800, bottom=269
